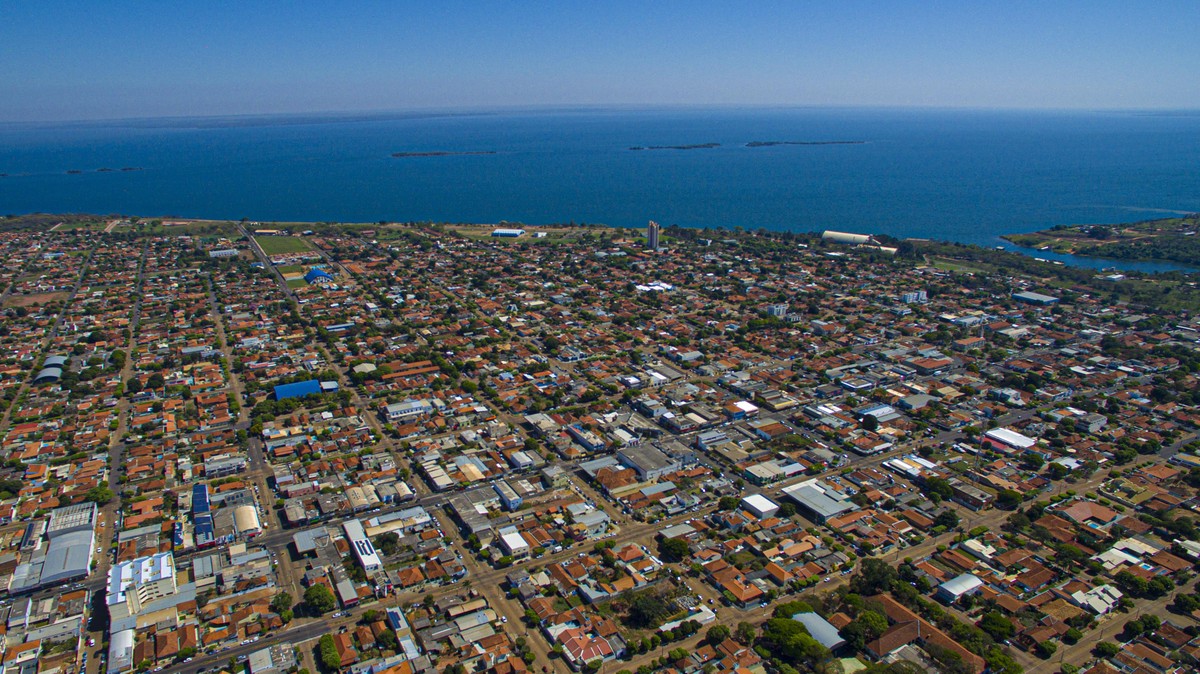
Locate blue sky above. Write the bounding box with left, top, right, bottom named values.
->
left=2, top=1, right=1197, bottom=121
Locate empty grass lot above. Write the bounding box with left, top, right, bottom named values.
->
left=254, top=236, right=314, bottom=255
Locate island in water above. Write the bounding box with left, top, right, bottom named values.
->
left=64, top=167, right=143, bottom=174
left=1003, top=213, right=1200, bottom=266
left=745, top=140, right=866, bottom=147
left=628, top=143, right=720, bottom=151
left=390, top=151, right=497, bottom=158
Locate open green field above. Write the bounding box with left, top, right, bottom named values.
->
left=255, top=236, right=315, bottom=255
left=53, top=220, right=107, bottom=231
left=276, top=264, right=306, bottom=275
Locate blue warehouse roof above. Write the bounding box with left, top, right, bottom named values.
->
left=305, top=268, right=334, bottom=284
left=274, top=379, right=322, bottom=400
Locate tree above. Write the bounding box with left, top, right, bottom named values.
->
left=1047, top=462, right=1070, bottom=480
left=759, top=618, right=830, bottom=665
left=318, top=634, right=340, bottom=670
left=626, top=592, right=673, bottom=628
left=374, top=532, right=400, bottom=557
left=270, top=591, right=293, bottom=615
left=995, top=489, right=1023, bottom=510
left=921, top=477, right=954, bottom=502
left=304, top=584, right=336, bottom=615
left=849, top=558, right=898, bottom=595
left=843, top=610, right=889, bottom=650
left=377, top=630, right=398, bottom=651
left=778, top=502, right=798, bottom=518
left=657, top=537, right=690, bottom=563
left=718, top=496, right=739, bottom=511
left=706, top=625, right=731, bottom=645
left=978, top=611, right=1015, bottom=641
left=84, top=486, right=114, bottom=505
left=934, top=510, right=960, bottom=529
left=1035, top=640, right=1057, bottom=658
left=1094, top=642, right=1119, bottom=657
left=736, top=621, right=756, bottom=645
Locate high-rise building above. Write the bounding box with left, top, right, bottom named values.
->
left=647, top=220, right=660, bottom=251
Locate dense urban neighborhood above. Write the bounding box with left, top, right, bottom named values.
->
left=1, top=215, right=1200, bottom=674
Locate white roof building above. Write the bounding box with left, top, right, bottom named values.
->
left=343, top=519, right=382, bottom=571
left=107, top=552, right=177, bottom=619
left=740, top=494, right=779, bottom=519
left=1070, top=585, right=1122, bottom=614
left=985, top=427, right=1037, bottom=450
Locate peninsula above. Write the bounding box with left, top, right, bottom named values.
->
left=1004, top=213, right=1200, bottom=266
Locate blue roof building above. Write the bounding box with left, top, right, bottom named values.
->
left=274, top=379, right=322, bottom=400
left=304, top=268, right=334, bottom=284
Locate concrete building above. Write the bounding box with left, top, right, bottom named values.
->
left=343, top=519, right=382, bottom=572
left=1012, top=290, right=1059, bottom=305
left=740, top=494, right=779, bottom=520
left=647, top=220, right=661, bottom=251
left=233, top=506, right=262, bottom=539
left=383, top=399, right=434, bottom=422
left=498, top=526, right=530, bottom=558
left=617, top=445, right=681, bottom=481
left=781, top=479, right=858, bottom=523
left=493, top=480, right=523, bottom=511
left=107, top=552, right=178, bottom=620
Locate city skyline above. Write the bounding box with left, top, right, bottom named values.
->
left=3, top=1, right=1199, bottom=122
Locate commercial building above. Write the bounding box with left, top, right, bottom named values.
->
left=984, top=427, right=1037, bottom=453
left=8, top=503, right=97, bottom=593
left=107, top=552, right=178, bottom=620
left=936, top=573, right=984, bottom=603
left=208, top=249, right=239, bottom=258
left=383, top=399, right=434, bottom=421
left=617, top=445, right=680, bottom=481
left=791, top=612, right=846, bottom=651
left=493, top=480, right=523, bottom=511
left=274, top=379, right=322, bottom=400
left=491, top=228, right=526, bottom=238
left=740, top=494, right=779, bottom=520
left=498, top=526, right=530, bottom=558
left=233, top=505, right=262, bottom=538
left=343, top=519, right=382, bottom=572
left=781, top=479, right=858, bottom=523
left=1012, top=290, right=1059, bottom=305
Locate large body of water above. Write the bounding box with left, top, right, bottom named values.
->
left=1, top=107, right=1198, bottom=270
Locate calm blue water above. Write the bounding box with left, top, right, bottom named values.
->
left=2, top=107, right=1198, bottom=271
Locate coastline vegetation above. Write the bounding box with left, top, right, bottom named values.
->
left=1002, top=214, right=1200, bottom=266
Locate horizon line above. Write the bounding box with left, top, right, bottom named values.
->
left=4, top=102, right=1200, bottom=127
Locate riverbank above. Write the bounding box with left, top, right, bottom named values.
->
left=1002, top=214, right=1200, bottom=267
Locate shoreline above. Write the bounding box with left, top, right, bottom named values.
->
left=4, top=211, right=1197, bottom=275
left=999, top=213, right=1200, bottom=269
